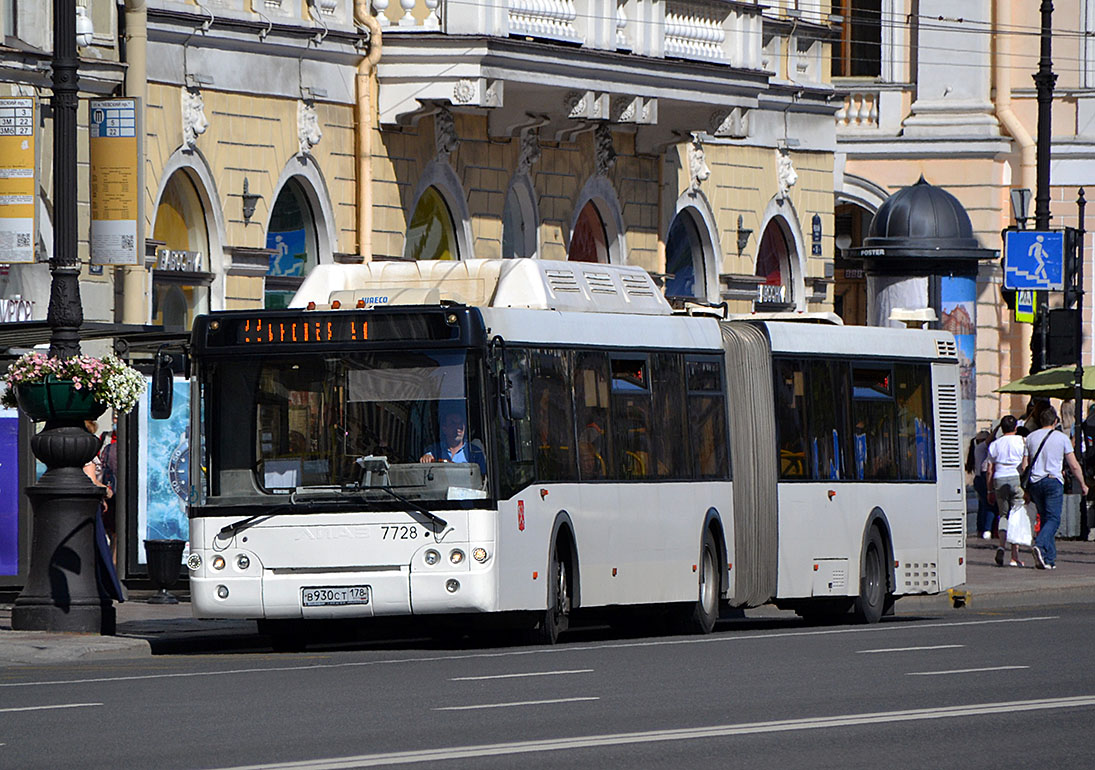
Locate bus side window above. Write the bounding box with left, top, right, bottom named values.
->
left=806, top=360, right=848, bottom=481
left=574, top=351, right=612, bottom=480
left=610, top=355, right=652, bottom=480
left=686, top=356, right=728, bottom=479
left=851, top=366, right=898, bottom=480
left=651, top=353, right=689, bottom=478
left=532, top=349, right=577, bottom=481
left=773, top=358, right=808, bottom=479
left=895, top=363, right=935, bottom=480
left=493, top=348, right=535, bottom=497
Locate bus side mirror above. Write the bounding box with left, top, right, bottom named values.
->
left=151, top=352, right=174, bottom=420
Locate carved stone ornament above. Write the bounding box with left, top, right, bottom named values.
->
left=182, top=88, right=209, bottom=150
left=594, top=124, right=616, bottom=177
left=453, top=79, right=477, bottom=104
left=517, top=128, right=541, bottom=176
left=565, top=91, right=587, bottom=119
left=297, top=100, right=323, bottom=156
left=776, top=148, right=798, bottom=201
left=435, top=107, right=458, bottom=161
left=710, top=107, right=748, bottom=138
left=688, top=136, right=710, bottom=192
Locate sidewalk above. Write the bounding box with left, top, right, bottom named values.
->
left=3, top=538, right=1095, bottom=666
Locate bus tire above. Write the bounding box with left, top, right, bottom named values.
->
left=854, top=528, right=888, bottom=624
left=682, top=529, right=720, bottom=634
left=531, top=540, right=572, bottom=645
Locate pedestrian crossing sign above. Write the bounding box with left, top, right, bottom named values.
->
left=1015, top=289, right=1035, bottom=323
left=1004, top=230, right=1065, bottom=290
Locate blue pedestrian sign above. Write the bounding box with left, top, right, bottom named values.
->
left=1004, top=230, right=1065, bottom=290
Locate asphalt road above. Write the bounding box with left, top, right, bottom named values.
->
left=3, top=604, right=1095, bottom=770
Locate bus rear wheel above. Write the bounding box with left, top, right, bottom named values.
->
left=531, top=543, right=572, bottom=645
left=854, top=528, right=888, bottom=624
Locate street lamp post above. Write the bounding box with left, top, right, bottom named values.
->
left=1032, top=0, right=1057, bottom=373
left=10, top=0, right=114, bottom=634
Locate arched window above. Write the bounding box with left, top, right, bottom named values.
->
left=404, top=186, right=458, bottom=261
left=265, top=179, right=319, bottom=309
left=152, top=170, right=211, bottom=330
left=755, top=218, right=793, bottom=308
left=569, top=202, right=608, bottom=263
left=665, top=211, right=705, bottom=299
left=502, top=178, right=537, bottom=259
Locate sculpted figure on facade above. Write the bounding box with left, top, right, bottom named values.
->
left=688, top=135, right=710, bottom=192
left=298, top=100, right=323, bottom=156
left=594, top=124, right=616, bottom=177
left=517, top=128, right=541, bottom=177
left=435, top=107, right=458, bottom=162
left=776, top=149, right=797, bottom=201
left=182, top=88, right=209, bottom=150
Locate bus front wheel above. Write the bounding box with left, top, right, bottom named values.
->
left=531, top=543, right=572, bottom=645
left=854, top=528, right=888, bottom=624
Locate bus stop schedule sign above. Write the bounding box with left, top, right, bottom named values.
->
left=89, top=98, right=142, bottom=266
left=0, top=97, right=36, bottom=263
left=1004, top=230, right=1065, bottom=291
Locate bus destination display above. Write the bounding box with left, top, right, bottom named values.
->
left=201, top=311, right=463, bottom=349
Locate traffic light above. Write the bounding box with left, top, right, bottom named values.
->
left=1048, top=308, right=1080, bottom=366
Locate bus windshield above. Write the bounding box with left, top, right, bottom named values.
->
left=204, top=349, right=488, bottom=503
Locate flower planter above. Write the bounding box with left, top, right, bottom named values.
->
left=15, top=378, right=106, bottom=422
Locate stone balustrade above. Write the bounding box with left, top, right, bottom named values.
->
left=376, top=0, right=766, bottom=69
left=835, top=91, right=880, bottom=129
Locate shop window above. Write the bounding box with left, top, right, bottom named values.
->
left=665, top=211, right=706, bottom=300
left=569, top=202, right=608, bottom=263
left=152, top=170, right=211, bottom=331
left=404, top=186, right=458, bottom=261
left=831, top=0, right=882, bottom=78
left=266, top=179, right=319, bottom=309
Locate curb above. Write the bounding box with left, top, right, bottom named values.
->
left=0, top=632, right=151, bottom=666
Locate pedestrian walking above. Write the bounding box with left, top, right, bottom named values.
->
left=1025, top=406, right=1089, bottom=570
left=967, top=428, right=994, bottom=539
left=985, top=415, right=1028, bottom=566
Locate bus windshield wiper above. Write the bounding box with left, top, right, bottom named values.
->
left=365, top=484, right=448, bottom=532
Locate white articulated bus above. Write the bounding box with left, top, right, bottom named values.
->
left=182, top=259, right=964, bottom=643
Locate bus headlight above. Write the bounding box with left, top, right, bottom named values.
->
left=186, top=553, right=202, bottom=571
left=472, top=547, right=489, bottom=563
left=424, top=549, right=440, bottom=565
left=216, top=585, right=229, bottom=599
left=212, top=555, right=226, bottom=570
left=236, top=554, right=250, bottom=570
left=446, top=579, right=460, bottom=593
left=449, top=549, right=465, bottom=565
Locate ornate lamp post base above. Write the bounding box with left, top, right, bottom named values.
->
left=11, top=423, right=115, bottom=635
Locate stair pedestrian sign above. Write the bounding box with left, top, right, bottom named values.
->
left=1004, top=230, right=1065, bottom=290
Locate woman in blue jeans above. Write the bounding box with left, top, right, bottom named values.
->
left=1025, top=407, right=1089, bottom=569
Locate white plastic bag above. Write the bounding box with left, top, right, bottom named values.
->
left=1006, top=503, right=1034, bottom=547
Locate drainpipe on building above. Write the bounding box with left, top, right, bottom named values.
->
left=355, top=1, right=382, bottom=262
left=121, top=0, right=148, bottom=324
left=993, top=0, right=1035, bottom=385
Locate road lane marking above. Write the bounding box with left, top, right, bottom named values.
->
left=203, top=695, right=1095, bottom=770
left=0, top=615, right=1058, bottom=689
left=856, top=644, right=964, bottom=654
left=907, top=665, right=1030, bottom=676
left=0, top=703, right=102, bottom=713
left=434, top=696, right=599, bottom=711
left=450, top=669, right=593, bottom=681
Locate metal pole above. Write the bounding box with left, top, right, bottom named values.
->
left=11, top=0, right=113, bottom=635
left=1033, top=0, right=1057, bottom=373
left=1078, top=189, right=1089, bottom=540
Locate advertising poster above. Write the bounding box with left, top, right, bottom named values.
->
left=940, top=275, right=977, bottom=443
left=89, top=98, right=142, bottom=265
left=0, top=96, right=36, bottom=263
left=136, top=379, right=190, bottom=565
left=0, top=407, right=19, bottom=576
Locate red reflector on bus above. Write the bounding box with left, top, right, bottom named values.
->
left=813, top=563, right=819, bottom=571
left=356, top=299, right=366, bottom=308
left=331, top=300, right=341, bottom=309
left=692, top=564, right=697, bottom=572
left=612, top=568, right=617, bottom=577
left=959, top=557, right=964, bottom=566
left=727, top=563, right=732, bottom=570
left=306, top=302, right=316, bottom=310
left=827, top=490, right=836, bottom=500
left=532, top=571, right=538, bottom=580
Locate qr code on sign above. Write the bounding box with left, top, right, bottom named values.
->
left=16, top=233, right=29, bottom=247
left=121, top=235, right=134, bottom=249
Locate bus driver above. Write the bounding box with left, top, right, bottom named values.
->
left=420, top=406, right=487, bottom=475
